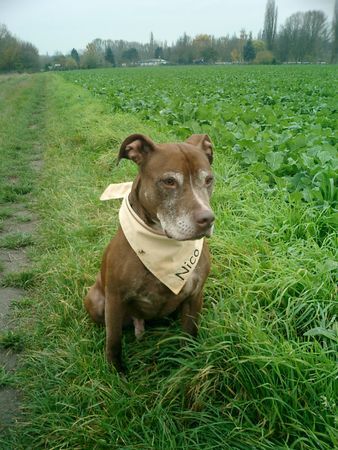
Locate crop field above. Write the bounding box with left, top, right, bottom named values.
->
left=0, top=66, right=337, bottom=449
left=63, top=65, right=337, bottom=211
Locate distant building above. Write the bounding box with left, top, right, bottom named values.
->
left=48, top=63, right=62, bottom=70
left=139, top=59, right=168, bottom=66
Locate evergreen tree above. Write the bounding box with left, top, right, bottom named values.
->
left=105, top=46, right=115, bottom=66
left=154, top=46, right=163, bottom=59
left=70, top=48, right=80, bottom=65
left=243, top=34, right=256, bottom=62
left=121, top=48, right=139, bottom=64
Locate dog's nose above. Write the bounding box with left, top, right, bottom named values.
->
left=195, top=209, right=215, bottom=230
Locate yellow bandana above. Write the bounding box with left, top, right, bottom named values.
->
left=100, top=183, right=204, bottom=294
left=100, top=182, right=133, bottom=200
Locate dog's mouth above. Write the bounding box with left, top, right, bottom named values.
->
left=204, top=224, right=214, bottom=238
left=195, top=224, right=214, bottom=239
left=164, top=224, right=214, bottom=241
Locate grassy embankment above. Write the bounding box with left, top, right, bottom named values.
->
left=0, top=71, right=336, bottom=449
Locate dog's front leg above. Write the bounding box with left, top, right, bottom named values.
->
left=105, top=288, right=125, bottom=372
left=180, top=293, right=203, bottom=338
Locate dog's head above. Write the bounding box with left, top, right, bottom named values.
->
left=118, top=134, right=214, bottom=241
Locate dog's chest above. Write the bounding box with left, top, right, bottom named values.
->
left=124, top=260, right=206, bottom=319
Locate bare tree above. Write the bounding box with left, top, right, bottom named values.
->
left=81, top=41, right=105, bottom=68
left=277, top=10, right=329, bottom=62
left=332, top=0, right=338, bottom=62
left=172, top=33, right=194, bottom=64
left=263, top=0, right=278, bottom=51
left=303, top=10, right=330, bottom=61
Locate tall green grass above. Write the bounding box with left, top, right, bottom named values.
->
left=2, top=72, right=337, bottom=449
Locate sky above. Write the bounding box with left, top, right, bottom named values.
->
left=1, top=0, right=335, bottom=55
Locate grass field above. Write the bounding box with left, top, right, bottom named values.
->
left=0, top=66, right=337, bottom=449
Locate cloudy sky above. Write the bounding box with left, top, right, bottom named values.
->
left=1, top=0, right=335, bottom=55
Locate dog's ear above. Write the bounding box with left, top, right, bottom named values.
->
left=118, top=134, right=155, bottom=165
left=186, top=134, right=213, bottom=164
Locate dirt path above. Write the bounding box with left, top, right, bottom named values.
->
left=0, top=206, right=39, bottom=429
left=0, top=74, right=45, bottom=438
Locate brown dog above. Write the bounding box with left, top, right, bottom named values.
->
left=84, top=133, right=214, bottom=371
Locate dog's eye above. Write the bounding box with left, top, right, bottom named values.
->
left=205, top=175, right=214, bottom=186
left=162, top=177, right=177, bottom=188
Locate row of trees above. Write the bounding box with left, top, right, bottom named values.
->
left=54, top=1, right=336, bottom=69
left=263, top=1, right=336, bottom=63
left=0, top=24, right=39, bottom=72
left=1, top=0, right=337, bottom=72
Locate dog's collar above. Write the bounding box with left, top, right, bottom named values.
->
left=100, top=182, right=204, bottom=294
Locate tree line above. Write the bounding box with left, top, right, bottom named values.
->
left=1, top=0, right=337, bottom=73
left=0, top=24, right=39, bottom=72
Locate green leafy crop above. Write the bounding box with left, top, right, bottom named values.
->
left=62, top=65, right=337, bottom=210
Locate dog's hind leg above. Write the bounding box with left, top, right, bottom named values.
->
left=84, top=273, right=105, bottom=325
left=132, top=318, right=145, bottom=340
